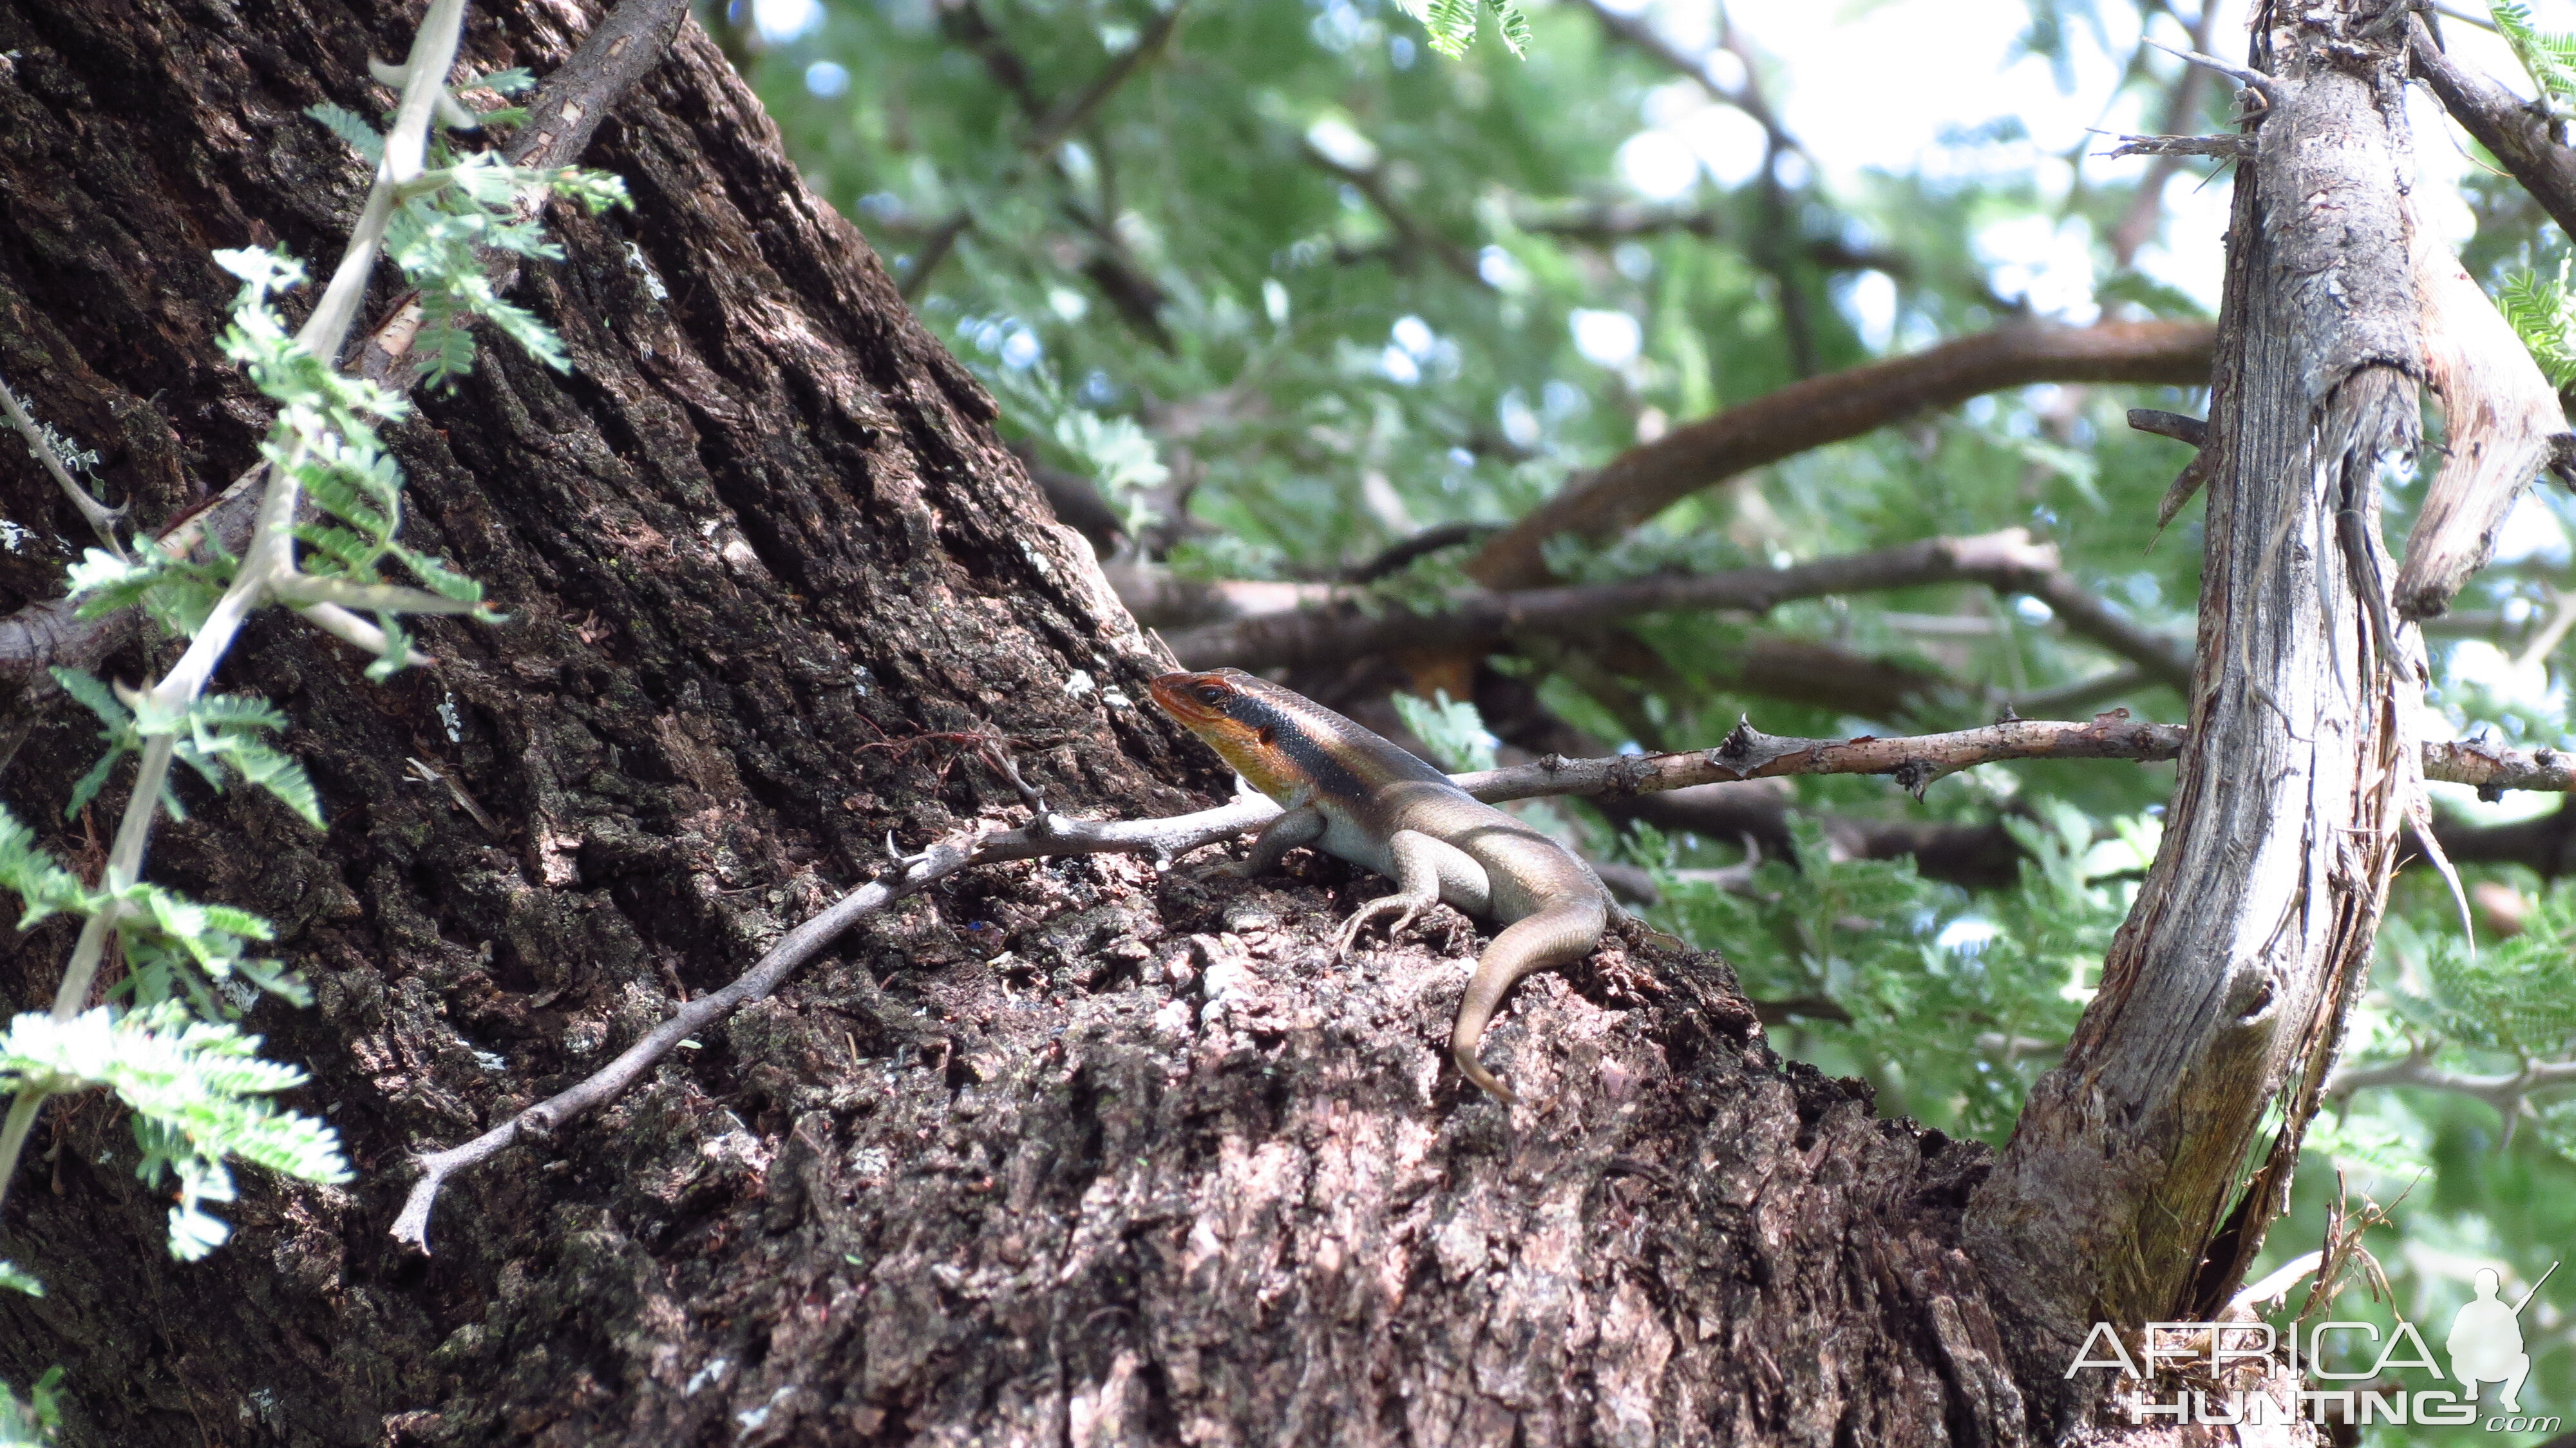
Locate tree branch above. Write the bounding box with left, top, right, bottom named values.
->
left=1466, top=319, right=2217, bottom=589
left=1303, top=144, right=1485, bottom=286
left=1023, top=5, right=1184, bottom=159
left=0, top=374, right=124, bottom=558
left=2407, top=13, right=2576, bottom=247
left=2326, top=1053, right=2576, bottom=1112
left=1575, top=0, right=1800, bottom=157
left=1160, top=528, right=2195, bottom=689
left=902, top=1, right=1189, bottom=310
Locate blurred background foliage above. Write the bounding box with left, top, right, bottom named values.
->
left=709, top=0, right=2576, bottom=1430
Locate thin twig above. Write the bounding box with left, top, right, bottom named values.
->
left=392, top=781, right=1277, bottom=1250
left=2145, top=39, right=2287, bottom=106
left=0, top=376, right=124, bottom=559
left=2105, top=133, right=2254, bottom=159
left=389, top=705, right=2576, bottom=1246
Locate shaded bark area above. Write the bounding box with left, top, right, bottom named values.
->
left=1968, top=5, right=2413, bottom=1427
left=0, top=2, right=2026, bottom=1443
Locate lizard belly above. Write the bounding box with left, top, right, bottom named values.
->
left=1316, top=812, right=1493, bottom=916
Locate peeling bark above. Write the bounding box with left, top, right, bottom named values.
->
left=2392, top=219, right=2573, bottom=619
left=1968, top=6, right=2416, bottom=1427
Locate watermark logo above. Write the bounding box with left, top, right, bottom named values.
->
left=2067, top=1261, right=2559, bottom=1431
left=2451, top=1266, right=2541, bottom=1413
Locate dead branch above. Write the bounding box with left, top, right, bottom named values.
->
left=1466, top=319, right=2217, bottom=590
left=2392, top=205, right=2576, bottom=618
left=2106, top=133, right=2253, bottom=159
left=1459, top=714, right=2189, bottom=804
left=2110, top=2, right=2226, bottom=268
left=393, top=776, right=1279, bottom=1252
left=2326, top=1054, right=2576, bottom=1114
left=2127, top=408, right=2208, bottom=446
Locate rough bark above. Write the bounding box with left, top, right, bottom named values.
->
left=1967, top=6, right=2416, bottom=1428
left=0, top=2, right=2027, bottom=1443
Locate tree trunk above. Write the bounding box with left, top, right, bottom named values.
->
left=1968, top=3, right=2414, bottom=1425
left=0, top=3, right=2028, bottom=1443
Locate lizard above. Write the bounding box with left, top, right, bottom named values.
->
left=1148, top=667, right=1617, bottom=1103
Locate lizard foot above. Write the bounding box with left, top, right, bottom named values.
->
left=1334, top=893, right=1430, bottom=954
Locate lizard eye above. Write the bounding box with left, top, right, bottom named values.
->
left=1193, top=685, right=1227, bottom=706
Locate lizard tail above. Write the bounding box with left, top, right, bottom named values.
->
left=1451, top=899, right=1609, bottom=1105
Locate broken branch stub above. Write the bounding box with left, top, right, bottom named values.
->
left=2392, top=219, right=2576, bottom=619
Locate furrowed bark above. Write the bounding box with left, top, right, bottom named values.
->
left=1968, top=6, right=2419, bottom=1427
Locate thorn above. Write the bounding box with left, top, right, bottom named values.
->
left=2146, top=38, right=2286, bottom=106
left=1714, top=716, right=1760, bottom=765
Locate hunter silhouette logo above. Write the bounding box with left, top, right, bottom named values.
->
left=2448, top=1263, right=2555, bottom=1414
left=2066, top=1260, right=2561, bottom=1431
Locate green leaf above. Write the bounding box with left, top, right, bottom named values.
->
left=1388, top=689, right=1498, bottom=772
left=47, top=668, right=128, bottom=731
left=0, top=1005, right=351, bottom=1260
left=64, top=749, right=122, bottom=821
left=2499, top=259, right=2576, bottom=390
left=305, top=101, right=386, bottom=163
left=365, top=613, right=415, bottom=683
left=0, top=809, right=93, bottom=930
left=0, top=1364, right=62, bottom=1445
left=0, top=1263, right=41, bottom=1299
left=2494, top=2, right=2576, bottom=110
left=472, top=66, right=536, bottom=97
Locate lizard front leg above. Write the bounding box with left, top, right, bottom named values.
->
left=1211, top=803, right=1325, bottom=878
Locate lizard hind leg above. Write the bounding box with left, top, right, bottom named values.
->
left=1450, top=897, right=1611, bottom=1105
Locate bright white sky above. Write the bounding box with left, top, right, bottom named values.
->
left=1604, top=0, right=2552, bottom=324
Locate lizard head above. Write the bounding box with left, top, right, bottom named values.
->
left=1148, top=669, right=1303, bottom=801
